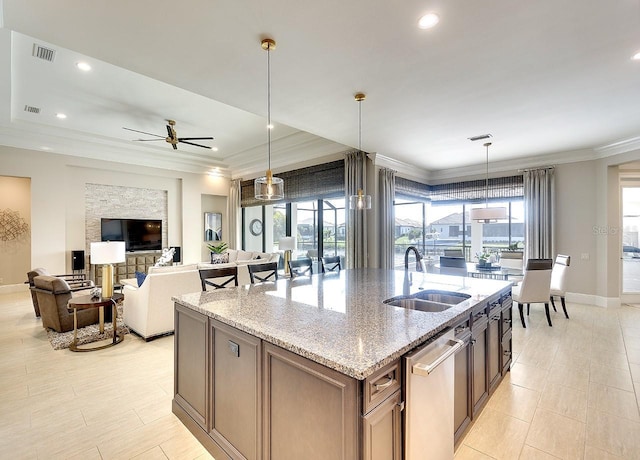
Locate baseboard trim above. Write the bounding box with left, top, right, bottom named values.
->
left=0, top=284, right=29, bottom=295
left=566, top=292, right=620, bottom=308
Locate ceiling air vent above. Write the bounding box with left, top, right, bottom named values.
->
left=468, top=133, right=493, bottom=142
left=24, top=105, right=41, bottom=114
left=32, top=43, right=56, bottom=62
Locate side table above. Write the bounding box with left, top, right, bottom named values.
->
left=67, top=293, right=125, bottom=352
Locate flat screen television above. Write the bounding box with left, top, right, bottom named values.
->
left=101, top=218, right=162, bottom=252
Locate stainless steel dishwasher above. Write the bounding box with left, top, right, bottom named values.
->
left=404, top=329, right=464, bottom=460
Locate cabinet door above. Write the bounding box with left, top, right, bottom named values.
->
left=471, top=317, right=488, bottom=418
left=362, top=391, right=402, bottom=460
left=501, top=329, right=513, bottom=374
left=210, top=319, right=261, bottom=460
left=263, top=342, right=358, bottom=460
left=453, top=332, right=471, bottom=444
left=488, top=304, right=502, bottom=393
left=174, top=304, right=209, bottom=430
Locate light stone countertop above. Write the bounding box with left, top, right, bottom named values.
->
left=173, top=268, right=511, bottom=380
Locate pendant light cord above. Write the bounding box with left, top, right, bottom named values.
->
left=267, top=44, right=272, bottom=171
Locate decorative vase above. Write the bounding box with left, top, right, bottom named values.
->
left=478, top=259, right=487, bottom=267
left=210, top=253, right=226, bottom=264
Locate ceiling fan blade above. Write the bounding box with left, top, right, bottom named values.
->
left=178, top=137, right=214, bottom=141
left=133, top=138, right=166, bottom=142
left=123, top=127, right=164, bottom=138
left=179, top=140, right=213, bottom=149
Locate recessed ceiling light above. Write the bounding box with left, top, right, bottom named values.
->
left=267, top=123, right=274, bottom=130
left=418, top=13, right=440, bottom=29
left=41, top=146, right=51, bottom=151
left=76, top=61, right=91, bottom=71
left=211, top=147, right=219, bottom=152
left=633, top=51, right=640, bottom=60
left=56, top=113, right=67, bottom=119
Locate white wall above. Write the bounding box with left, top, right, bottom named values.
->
left=0, top=145, right=229, bottom=282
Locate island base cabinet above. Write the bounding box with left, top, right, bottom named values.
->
left=174, top=305, right=209, bottom=430
left=209, top=320, right=261, bottom=460
left=262, top=343, right=359, bottom=460
left=362, top=390, right=402, bottom=460
left=453, top=332, right=471, bottom=444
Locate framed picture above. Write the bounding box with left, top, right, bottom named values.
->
left=204, top=212, right=222, bottom=241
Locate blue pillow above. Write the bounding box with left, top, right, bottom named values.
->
left=135, top=271, right=147, bottom=287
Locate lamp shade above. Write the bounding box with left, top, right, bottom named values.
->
left=90, top=241, right=126, bottom=264
left=470, top=206, right=507, bottom=222
left=278, top=237, right=296, bottom=251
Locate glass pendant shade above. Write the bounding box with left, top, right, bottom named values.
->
left=254, top=169, right=284, bottom=200
left=349, top=189, right=372, bottom=210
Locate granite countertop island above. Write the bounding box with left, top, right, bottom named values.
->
left=173, top=268, right=511, bottom=380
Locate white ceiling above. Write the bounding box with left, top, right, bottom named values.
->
left=1, top=0, right=639, bottom=179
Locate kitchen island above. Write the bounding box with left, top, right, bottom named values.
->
left=172, top=268, right=513, bottom=460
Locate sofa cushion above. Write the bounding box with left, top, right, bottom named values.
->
left=226, top=249, right=238, bottom=263
left=148, top=263, right=198, bottom=275
left=135, top=271, right=147, bottom=287
left=236, top=250, right=255, bottom=261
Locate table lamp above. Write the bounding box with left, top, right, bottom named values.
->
left=279, top=237, right=296, bottom=275
left=91, top=241, right=126, bottom=298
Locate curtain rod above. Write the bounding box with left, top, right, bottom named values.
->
left=518, top=165, right=555, bottom=173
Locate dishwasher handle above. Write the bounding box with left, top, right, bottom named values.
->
left=412, top=338, right=464, bottom=377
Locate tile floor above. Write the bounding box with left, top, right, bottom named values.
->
left=2, top=290, right=640, bottom=459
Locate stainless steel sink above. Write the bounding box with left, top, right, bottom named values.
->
left=384, top=297, right=455, bottom=313
left=383, top=290, right=470, bottom=313
left=411, top=290, right=471, bottom=305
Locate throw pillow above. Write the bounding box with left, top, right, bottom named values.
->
left=135, top=271, right=147, bottom=287
left=210, top=252, right=230, bottom=264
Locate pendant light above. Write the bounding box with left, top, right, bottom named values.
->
left=349, top=93, right=372, bottom=210
left=470, top=142, right=507, bottom=222
left=254, top=38, right=284, bottom=201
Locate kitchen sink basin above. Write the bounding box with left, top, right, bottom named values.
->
left=383, top=290, right=471, bottom=313
left=411, top=290, right=471, bottom=305
left=384, top=297, right=455, bottom=313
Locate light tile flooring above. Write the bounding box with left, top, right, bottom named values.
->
left=456, top=301, right=640, bottom=459
left=2, top=290, right=640, bottom=459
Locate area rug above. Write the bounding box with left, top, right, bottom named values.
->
left=46, top=304, right=129, bottom=350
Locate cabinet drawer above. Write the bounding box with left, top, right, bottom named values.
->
left=363, top=360, right=401, bottom=415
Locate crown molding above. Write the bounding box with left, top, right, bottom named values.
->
left=594, top=136, right=640, bottom=157
left=370, top=153, right=432, bottom=183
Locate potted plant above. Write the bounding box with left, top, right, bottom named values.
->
left=207, top=241, right=228, bottom=263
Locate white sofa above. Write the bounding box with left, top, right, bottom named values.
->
left=122, top=250, right=280, bottom=340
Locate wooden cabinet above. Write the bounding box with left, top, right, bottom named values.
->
left=362, top=390, right=403, bottom=460
left=500, top=291, right=513, bottom=374
left=262, top=342, right=359, bottom=460
left=471, top=304, right=489, bottom=418
left=487, top=299, right=502, bottom=393
left=210, top=320, right=261, bottom=460
left=453, top=319, right=472, bottom=444
left=174, top=304, right=209, bottom=430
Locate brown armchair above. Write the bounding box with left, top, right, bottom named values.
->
left=27, top=268, right=94, bottom=317
left=32, top=275, right=99, bottom=333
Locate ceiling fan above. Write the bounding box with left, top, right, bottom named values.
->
left=123, top=119, right=214, bottom=150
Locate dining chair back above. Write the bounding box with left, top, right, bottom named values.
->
left=550, top=254, right=571, bottom=319
left=439, top=256, right=467, bottom=276
left=199, top=266, right=238, bottom=291
left=321, top=256, right=341, bottom=273
left=512, top=258, right=553, bottom=328
left=248, top=262, right=279, bottom=284
left=444, top=249, right=464, bottom=258
left=288, top=258, right=313, bottom=278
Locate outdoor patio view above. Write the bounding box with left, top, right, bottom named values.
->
left=393, top=198, right=525, bottom=270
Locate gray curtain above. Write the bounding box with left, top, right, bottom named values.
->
left=524, top=168, right=555, bottom=260
left=345, top=150, right=368, bottom=268
left=379, top=167, right=396, bottom=269
left=228, top=179, right=241, bottom=250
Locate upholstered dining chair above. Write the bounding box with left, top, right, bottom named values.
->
left=320, top=256, right=341, bottom=273
left=439, top=256, right=467, bottom=276
left=550, top=254, right=571, bottom=319
left=248, top=262, right=278, bottom=284
left=199, top=266, right=238, bottom=291
left=288, top=258, right=313, bottom=278
left=512, top=258, right=553, bottom=328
